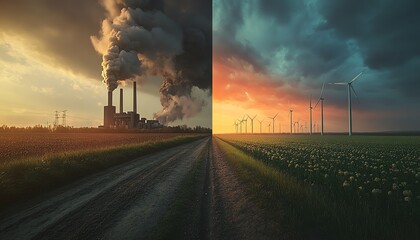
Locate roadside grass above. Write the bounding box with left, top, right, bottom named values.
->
left=215, top=137, right=418, bottom=240
left=0, top=134, right=207, bottom=209
left=151, top=139, right=209, bottom=240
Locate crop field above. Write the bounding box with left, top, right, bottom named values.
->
left=0, top=133, right=206, bottom=208
left=0, top=133, right=186, bottom=163
left=217, top=134, right=420, bottom=238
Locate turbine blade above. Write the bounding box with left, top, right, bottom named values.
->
left=274, top=113, right=278, bottom=118
left=320, top=79, right=326, bottom=98
left=350, top=84, right=358, bottom=98
left=329, top=82, right=347, bottom=85
left=351, top=84, right=361, bottom=105
left=349, top=71, right=363, bottom=83
left=314, top=98, right=321, bottom=109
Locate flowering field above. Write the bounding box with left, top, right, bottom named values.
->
left=217, top=134, right=420, bottom=236
left=0, top=133, right=187, bottom=163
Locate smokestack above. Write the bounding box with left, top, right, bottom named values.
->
left=107, top=90, right=112, bottom=106
left=133, top=81, right=137, bottom=114
left=120, top=88, right=123, bottom=114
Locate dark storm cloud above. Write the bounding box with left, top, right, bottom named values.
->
left=0, top=0, right=103, bottom=79
left=256, top=0, right=301, bottom=24
left=317, top=0, right=420, bottom=92
left=213, top=0, right=268, bottom=74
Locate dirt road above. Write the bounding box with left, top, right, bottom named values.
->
left=0, top=137, right=210, bottom=240
left=0, top=136, right=282, bottom=239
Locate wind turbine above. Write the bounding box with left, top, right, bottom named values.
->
left=268, top=113, right=278, bottom=134
left=289, top=105, right=293, bottom=135
left=309, top=95, right=313, bottom=135
left=242, top=115, right=248, bottom=134
left=233, top=120, right=239, bottom=133
left=329, top=72, right=363, bottom=136
left=238, top=119, right=243, bottom=133
left=314, top=79, right=327, bottom=136
left=247, top=114, right=257, bottom=134
left=257, top=119, right=264, bottom=133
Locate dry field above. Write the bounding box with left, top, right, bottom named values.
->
left=0, top=133, right=185, bottom=163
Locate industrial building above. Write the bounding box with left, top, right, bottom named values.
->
left=102, top=81, right=162, bottom=129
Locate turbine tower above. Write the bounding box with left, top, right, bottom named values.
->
left=247, top=114, right=257, bottom=134
left=329, top=72, right=363, bottom=136
left=289, top=105, right=293, bottom=135
left=314, top=80, right=327, bottom=136
left=269, top=113, right=278, bottom=134
left=258, top=119, right=264, bottom=134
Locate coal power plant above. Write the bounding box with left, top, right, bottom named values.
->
left=102, top=81, right=161, bottom=129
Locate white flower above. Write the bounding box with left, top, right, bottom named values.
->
left=403, top=190, right=412, bottom=197
left=372, top=188, right=382, bottom=195
left=404, top=197, right=411, bottom=202
left=343, top=181, right=350, bottom=187
left=392, top=183, right=399, bottom=191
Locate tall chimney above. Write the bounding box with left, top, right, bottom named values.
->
left=107, top=90, right=112, bottom=106
left=120, top=88, right=123, bottom=113
left=133, top=81, right=137, bottom=114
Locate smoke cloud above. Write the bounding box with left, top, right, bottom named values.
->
left=91, top=0, right=211, bottom=124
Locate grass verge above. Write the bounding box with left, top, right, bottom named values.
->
left=150, top=138, right=209, bottom=240
left=0, top=134, right=207, bottom=210
left=215, top=137, right=419, bottom=240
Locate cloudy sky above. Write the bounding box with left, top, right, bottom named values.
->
left=0, top=0, right=211, bottom=128
left=213, top=0, right=420, bottom=133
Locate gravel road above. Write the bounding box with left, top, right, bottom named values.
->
left=0, top=137, right=210, bottom=240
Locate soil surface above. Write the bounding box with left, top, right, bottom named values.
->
left=0, top=136, right=286, bottom=239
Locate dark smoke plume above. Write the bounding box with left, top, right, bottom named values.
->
left=91, top=0, right=211, bottom=124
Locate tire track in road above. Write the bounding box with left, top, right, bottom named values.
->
left=0, top=137, right=210, bottom=240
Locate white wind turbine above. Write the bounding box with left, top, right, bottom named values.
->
left=238, top=119, right=243, bottom=133
left=329, top=72, right=363, bottom=136
left=289, top=104, right=293, bottom=135
left=242, top=115, right=248, bottom=134
left=257, top=119, right=264, bottom=133
left=309, top=94, right=313, bottom=135
left=314, top=79, right=327, bottom=136
left=268, top=113, right=278, bottom=134
left=247, top=114, right=257, bottom=134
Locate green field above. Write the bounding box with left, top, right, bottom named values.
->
left=216, top=134, right=420, bottom=239
left=0, top=134, right=207, bottom=209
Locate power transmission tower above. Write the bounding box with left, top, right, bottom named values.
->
left=62, top=110, right=67, bottom=127
left=54, top=111, right=59, bottom=128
